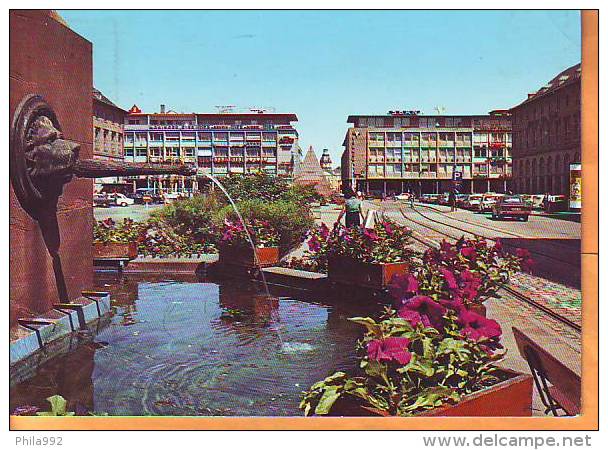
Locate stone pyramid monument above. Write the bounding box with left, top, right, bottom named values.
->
left=293, top=146, right=333, bottom=197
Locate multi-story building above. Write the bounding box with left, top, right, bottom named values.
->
left=341, top=111, right=512, bottom=195
left=510, top=63, right=581, bottom=195
left=93, top=88, right=126, bottom=161
left=123, top=105, right=299, bottom=192
left=92, top=88, right=127, bottom=192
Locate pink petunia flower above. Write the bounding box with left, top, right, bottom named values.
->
left=400, top=295, right=446, bottom=329
left=388, top=273, right=419, bottom=303
left=457, top=310, right=502, bottom=341
left=367, top=337, right=412, bottom=365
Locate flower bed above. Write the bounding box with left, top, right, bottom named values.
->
left=300, top=302, right=531, bottom=417
left=388, top=238, right=528, bottom=313
left=300, top=237, right=533, bottom=417
left=218, top=219, right=280, bottom=268
left=286, top=220, right=415, bottom=276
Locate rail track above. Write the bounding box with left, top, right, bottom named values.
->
left=405, top=204, right=579, bottom=270
left=417, top=202, right=578, bottom=252
left=382, top=207, right=582, bottom=333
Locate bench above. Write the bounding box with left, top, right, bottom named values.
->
left=512, top=327, right=581, bottom=416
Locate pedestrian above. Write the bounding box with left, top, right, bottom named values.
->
left=337, top=188, right=364, bottom=228
left=410, top=192, right=415, bottom=208
left=449, top=190, right=457, bottom=212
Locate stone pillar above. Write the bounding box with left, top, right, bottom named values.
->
left=10, top=10, right=93, bottom=324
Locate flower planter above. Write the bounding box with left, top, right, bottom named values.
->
left=328, top=255, right=408, bottom=290
left=218, top=244, right=279, bottom=269
left=93, top=241, right=138, bottom=260
left=329, top=368, right=532, bottom=417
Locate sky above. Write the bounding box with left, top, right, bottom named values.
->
left=61, top=10, right=581, bottom=166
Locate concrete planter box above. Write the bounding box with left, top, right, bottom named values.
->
left=331, top=369, right=533, bottom=417
left=219, top=245, right=279, bottom=269
left=93, top=241, right=137, bottom=259
left=328, top=255, right=408, bottom=290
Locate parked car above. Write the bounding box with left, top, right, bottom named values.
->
left=108, top=193, right=135, bottom=207
left=420, top=193, right=440, bottom=204
left=546, top=195, right=568, bottom=212
left=162, top=192, right=181, bottom=204
left=131, top=188, right=163, bottom=204
left=93, top=193, right=112, bottom=208
left=464, top=194, right=483, bottom=211
left=395, top=193, right=411, bottom=201
left=455, top=194, right=469, bottom=207
left=438, top=193, right=451, bottom=206
left=480, top=193, right=504, bottom=212
left=491, top=195, right=531, bottom=221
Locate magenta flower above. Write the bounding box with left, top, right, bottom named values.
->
left=388, top=273, right=419, bottom=303
left=438, top=298, right=465, bottom=313
left=439, top=268, right=458, bottom=290
left=458, top=310, right=502, bottom=341
left=307, top=235, right=321, bottom=252
left=382, top=221, right=394, bottom=236
left=515, top=248, right=534, bottom=272
left=493, top=238, right=503, bottom=253
left=400, top=295, right=446, bottom=329
left=363, top=229, right=379, bottom=241
left=367, top=337, right=412, bottom=365
left=397, top=308, right=430, bottom=328
left=459, top=270, right=482, bottom=301
left=460, top=246, right=477, bottom=260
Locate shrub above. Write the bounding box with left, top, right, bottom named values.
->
left=213, top=198, right=313, bottom=254
left=220, top=218, right=280, bottom=248
left=151, top=194, right=221, bottom=245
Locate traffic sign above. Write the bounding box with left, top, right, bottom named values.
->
left=452, top=171, right=462, bottom=181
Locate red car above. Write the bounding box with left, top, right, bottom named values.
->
left=491, top=195, right=531, bottom=221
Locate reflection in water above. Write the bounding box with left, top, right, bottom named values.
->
left=10, top=274, right=381, bottom=416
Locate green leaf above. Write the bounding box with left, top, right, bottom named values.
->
left=314, top=386, right=341, bottom=415
left=348, top=317, right=381, bottom=336
left=47, top=395, right=67, bottom=416
left=360, top=359, right=388, bottom=379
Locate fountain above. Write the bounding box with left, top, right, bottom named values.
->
left=10, top=93, right=196, bottom=307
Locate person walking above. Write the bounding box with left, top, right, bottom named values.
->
left=449, top=189, right=457, bottom=212
left=337, top=189, right=364, bottom=228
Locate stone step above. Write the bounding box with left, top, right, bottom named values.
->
left=10, top=291, right=111, bottom=365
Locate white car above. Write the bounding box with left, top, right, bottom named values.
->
left=109, top=193, right=134, bottom=207
left=395, top=193, right=411, bottom=201
left=163, top=192, right=181, bottom=204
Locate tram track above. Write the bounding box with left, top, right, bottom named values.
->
left=407, top=204, right=579, bottom=269
left=384, top=207, right=581, bottom=333
left=417, top=203, right=578, bottom=252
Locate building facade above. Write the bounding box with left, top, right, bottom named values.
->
left=341, top=111, right=512, bottom=195
left=510, top=63, right=581, bottom=196
left=319, top=148, right=333, bottom=171
left=123, top=105, right=299, bottom=192
left=93, top=88, right=126, bottom=161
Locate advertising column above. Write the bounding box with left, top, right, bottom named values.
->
left=569, top=163, right=582, bottom=211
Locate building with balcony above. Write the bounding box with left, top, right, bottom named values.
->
left=123, top=105, right=299, bottom=193
left=341, top=111, right=512, bottom=196
left=510, top=63, right=581, bottom=195
left=93, top=88, right=126, bottom=161
left=92, top=88, right=127, bottom=192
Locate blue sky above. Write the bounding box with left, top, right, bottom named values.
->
left=61, top=10, right=581, bottom=165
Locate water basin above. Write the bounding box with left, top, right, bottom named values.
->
left=10, top=274, right=382, bottom=416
